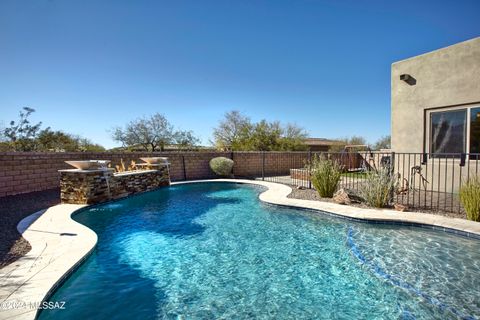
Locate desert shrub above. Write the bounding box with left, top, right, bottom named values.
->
left=359, top=168, right=398, bottom=208
left=310, top=155, right=342, bottom=198
left=460, top=177, right=480, bottom=222
left=209, top=157, right=234, bottom=177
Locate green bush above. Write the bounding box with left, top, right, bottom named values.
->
left=310, top=155, right=342, bottom=198
left=359, top=168, right=397, bottom=208
left=460, top=177, right=480, bottom=222
left=209, top=157, right=234, bottom=177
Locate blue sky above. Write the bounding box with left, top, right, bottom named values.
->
left=1, top=0, right=479, bottom=148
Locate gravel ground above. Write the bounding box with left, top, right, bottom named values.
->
left=287, top=187, right=467, bottom=219
left=0, top=188, right=60, bottom=268
left=287, top=187, right=371, bottom=209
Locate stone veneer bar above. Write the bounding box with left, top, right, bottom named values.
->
left=59, top=165, right=170, bottom=204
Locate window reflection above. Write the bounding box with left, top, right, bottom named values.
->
left=430, top=110, right=466, bottom=155
left=471, top=107, right=480, bottom=154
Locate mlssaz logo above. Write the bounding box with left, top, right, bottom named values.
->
left=31, top=301, right=66, bottom=310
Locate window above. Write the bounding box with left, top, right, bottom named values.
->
left=471, top=108, right=480, bottom=154
left=430, top=109, right=466, bottom=154
left=428, top=106, right=480, bottom=156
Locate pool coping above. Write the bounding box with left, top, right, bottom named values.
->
left=1, top=179, right=480, bottom=320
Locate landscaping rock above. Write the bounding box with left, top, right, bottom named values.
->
left=333, top=188, right=363, bottom=205
left=394, top=203, right=408, bottom=212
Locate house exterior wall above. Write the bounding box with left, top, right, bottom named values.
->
left=391, top=37, right=480, bottom=193
left=306, top=145, right=330, bottom=152
left=391, top=37, right=480, bottom=153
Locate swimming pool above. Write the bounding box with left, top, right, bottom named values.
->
left=39, top=182, right=480, bottom=319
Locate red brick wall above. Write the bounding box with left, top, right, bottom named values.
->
left=0, top=151, right=312, bottom=197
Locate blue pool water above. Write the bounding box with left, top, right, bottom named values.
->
left=39, top=183, right=480, bottom=319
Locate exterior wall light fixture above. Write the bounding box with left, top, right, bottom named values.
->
left=400, top=74, right=416, bottom=85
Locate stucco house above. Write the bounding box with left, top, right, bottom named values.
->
left=391, top=37, right=480, bottom=193
left=391, top=37, right=480, bottom=155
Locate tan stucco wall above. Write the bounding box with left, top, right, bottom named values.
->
left=391, top=37, right=480, bottom=153
left=391, top=37, right=480, bottom=193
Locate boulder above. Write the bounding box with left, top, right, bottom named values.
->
left=394, top=203, right=408, bottom=212
left=333, top=188, right=363, bottom=205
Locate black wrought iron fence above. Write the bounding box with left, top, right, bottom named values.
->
left=247, top=151, right=480, bottom=214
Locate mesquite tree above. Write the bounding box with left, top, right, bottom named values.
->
left=112, top=113, right=200, bottom=151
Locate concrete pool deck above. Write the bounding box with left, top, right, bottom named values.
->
left=1, top=179, right=480, bottom=320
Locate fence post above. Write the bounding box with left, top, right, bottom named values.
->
left=182, top=155, right=187, bottom=181
left=231, top=151, right=235, bottom=176
left=308, top=151, right=312, bottom=189
left=460, top=153, right=466, bottom=167
left=390, top=152, right=395, bottom=174
left=390, top=152, right=396, bottom=203
left=262, top=151, right=265, bottom=181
